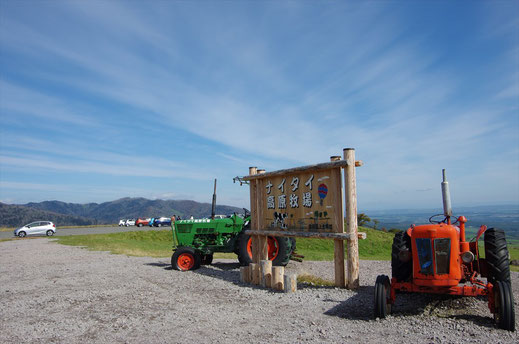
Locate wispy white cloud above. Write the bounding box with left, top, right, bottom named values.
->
left=0, top=81, right=98, bottom=126
left=0, top=134, right=183, bottom=169
left=0, top=152, right=211, bottom=180
left=0, top=1, right=517, bottom=207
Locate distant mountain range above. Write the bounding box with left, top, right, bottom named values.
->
left=363, top=204, right=519, bottom=240
left=0, top=198, right=244, bottom=227
left=0, top=203, right=97, bottom=227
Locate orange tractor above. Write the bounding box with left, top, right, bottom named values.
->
left=375, top=170, right=515, bottom=331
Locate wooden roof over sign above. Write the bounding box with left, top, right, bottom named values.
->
left=242, top=159, right=362, bottom=181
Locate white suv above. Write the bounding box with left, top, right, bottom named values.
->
left=14, top=221, right=56, bottom=237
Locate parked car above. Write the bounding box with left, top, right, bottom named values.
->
left=118, top=219, right=126, bottom=226
left=135, top=218, right=150, bottom=227
left=154, top=217, right=171, bottom=227
left=14, top=221, right=56, bottom=237
left=125, top=219, right=136, bottom=226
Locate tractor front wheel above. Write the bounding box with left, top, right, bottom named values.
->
left=374, top=275, right=392, bottom=319
left=494, top=280, right=515, bottom=331
left=484, top=228, right=511, bottom=284
left=171, top=247, right=201, bottom=271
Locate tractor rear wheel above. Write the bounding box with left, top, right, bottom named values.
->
left=391, top=231, right=412, bottom=282
left=484, top=228, right=511, bottom=284
left=494, top=281, right=515, bottom=331
left=374, top=275, right=391, bottom=318
left=201, top=253, right=213, bottom=265
left=237, top=234, right=291, bottom=266
left=171, top=247, right=201, bottom=271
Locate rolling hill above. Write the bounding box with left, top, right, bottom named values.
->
left=0, top=198, right=244, bottom=227
left=0, top=203, right=97, bottom=227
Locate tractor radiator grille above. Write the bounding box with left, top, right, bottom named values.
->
left=434, top=238, right=451, bottom=274
left=416, top=238, right=433, bottom=275
left=177, top=225, right=192, bottom=233
left=415, top=237, right=451, bottom=275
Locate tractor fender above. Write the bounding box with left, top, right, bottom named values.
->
left=475, top=225, right=488, bottom=242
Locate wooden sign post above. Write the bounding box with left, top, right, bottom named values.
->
left=243, top=148, right=364, bottom=289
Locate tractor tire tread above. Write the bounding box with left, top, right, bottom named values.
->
left=374, top=275, right=390, bottom=319
left=484, top=228, right=511, bottom=284
left=236, top=233, right=293, bottom=267
left=391, top=231, right=412, bottom=282
left=495, top=281, right=516, bottom=331
left=273, top=237, right=292, bottom=266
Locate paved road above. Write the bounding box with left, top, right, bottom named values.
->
left=0, top=225, right=169, bottom=239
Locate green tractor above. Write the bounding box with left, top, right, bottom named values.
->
left=170, top=180, right=296, bottom=271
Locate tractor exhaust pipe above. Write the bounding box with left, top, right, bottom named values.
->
left=441, top=169, right=452, bottom=218
left=211, top=178, right=217, bottom=220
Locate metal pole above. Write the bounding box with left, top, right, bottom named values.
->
left=211, top=178, right=217, bottom=219
left=441, top=169, right=452, bottom=219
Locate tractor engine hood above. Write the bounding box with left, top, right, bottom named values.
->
left=407, top=223, right=462, bottom=287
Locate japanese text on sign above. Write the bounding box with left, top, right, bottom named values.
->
left=259, top=170, right=340, bottom=233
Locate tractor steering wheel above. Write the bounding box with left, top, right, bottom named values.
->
left=429, top=214, right=447, bottom=224
left=428, top=214, right=459, bottom=225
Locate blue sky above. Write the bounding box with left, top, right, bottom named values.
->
left=0, top=0, right=518, bottom=210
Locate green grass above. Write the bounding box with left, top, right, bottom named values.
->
left=297, top=273, right=335, bottom=287
left=55, top=230, right=241, bottom=259
left=295, top=227, right=393, bottom=261
left=509, top=245, right=519, bottom=272
left=53, top=226, right=395, bottom=261
left=56, top=230, right=175, bottom=257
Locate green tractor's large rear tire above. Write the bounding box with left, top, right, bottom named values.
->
left=484, top=228, right=511, bottom=284
left=237, top=233, right=292, bottom=266
left=391, top=231, right=412, bottom=282
left=236, top=232, right=251, bottom=266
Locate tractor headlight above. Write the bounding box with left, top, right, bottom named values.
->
left=461, top=251, right=474, bottom=263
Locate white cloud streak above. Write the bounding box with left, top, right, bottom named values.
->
left=0, top=1, right=517, bottom=206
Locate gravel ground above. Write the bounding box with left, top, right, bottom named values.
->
left=1, top=238, right=517, bottom=344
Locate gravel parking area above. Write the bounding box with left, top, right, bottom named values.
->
left=1, top=238, right=517, bottom=343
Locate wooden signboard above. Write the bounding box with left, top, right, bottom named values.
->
left=257, top=169, right=342, bottom=233
left=243, top=148, right=364, bottom=289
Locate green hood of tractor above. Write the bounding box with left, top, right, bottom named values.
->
left=171, top=214, right=249, bottom=249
